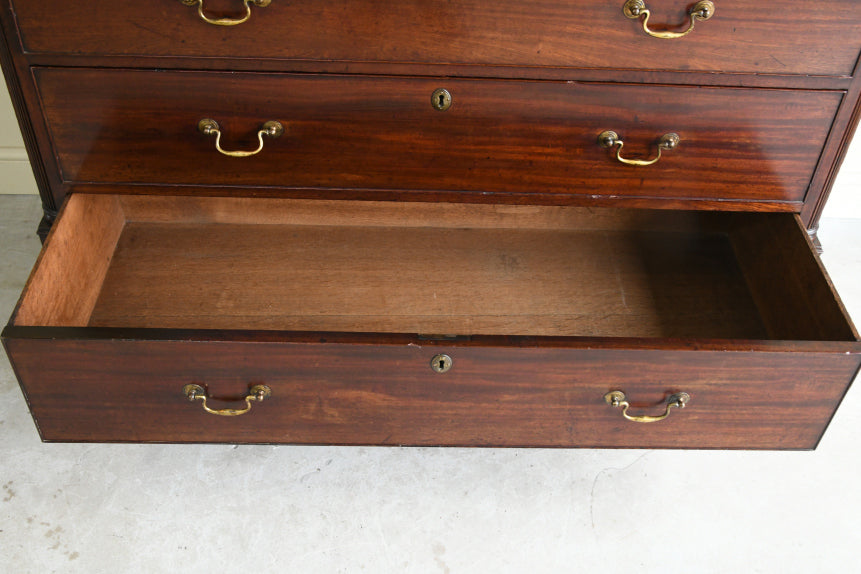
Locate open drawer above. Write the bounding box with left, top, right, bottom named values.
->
left=3, top=194, right=860, bottom=448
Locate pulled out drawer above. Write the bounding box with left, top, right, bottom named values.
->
left=34, top=68, right=842, bottom=207
left=3, top=194, right=859, bottom=448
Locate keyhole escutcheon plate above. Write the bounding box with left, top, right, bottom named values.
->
left=431, top=354, right=453, bottom=373
left=431, top=88, right=452, bottom=111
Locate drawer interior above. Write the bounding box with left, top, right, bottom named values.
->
left=11, top=194, right=858, bottom=342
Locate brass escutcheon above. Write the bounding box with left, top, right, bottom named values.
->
left=431, top=88, right=453, bottom=111
left=431, top=354, right=453, bottom=373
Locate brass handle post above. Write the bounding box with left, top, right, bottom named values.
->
left=183, top=384, right=272, bottom=416
left=180, top=0, right=271, bottom=26
left=598, top=130, right=679, bottom=166
left=623, top=0, right=715, bottom=39
left=198, top=118, right=283, bottom=158
left=604, top=390, right=690, bottom=423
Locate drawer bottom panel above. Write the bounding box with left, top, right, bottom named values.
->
left=5, top=337, right=858, bottom=449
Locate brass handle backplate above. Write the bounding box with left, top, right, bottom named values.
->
left=198, top=118, right=284, bottom=158
left=598, top=130, right=679, bottom=166
left=604, top=390, right=690, bottom=423
left=180, top=0, right=271, bottom=26
left=183, top=384, right=272, bottom=416
left=624, top=0, right=715, bottom=39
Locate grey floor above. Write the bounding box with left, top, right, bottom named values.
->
left=1, top=194, right=860, bottom=573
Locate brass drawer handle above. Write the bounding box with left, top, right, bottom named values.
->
left=604, top=391, right=690, bottom=423
left=623, top=0, right=715, bottom=39
left=183, top=384, right=272, bottom=416
left=198, top=118, right=284, bottom=158
left=180, top=0, right=270, bottom=27
left=598, top=130, right=679, bottom=166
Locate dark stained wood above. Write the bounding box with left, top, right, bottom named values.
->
left=36, top=207, right=56, bottom=244
left=4, top=2, right=861, bottom=222
left=14, top=52, right=861, bottom=91
left=3, top=1, right=861, bottom=226
left=67, top=183, right=807, bottom=213
left=35, top=68, right=841, bottom=205
left=3, top=0, right=861, bottom=450
left=729, top=213, right=859, bottom=342
left=11, top=0, right=861, bottom=77
left=4, top=336, right=859, bottom=448
left=0, top=4, right=60, bottom=222
left=802, top=54, right=861, bottom=227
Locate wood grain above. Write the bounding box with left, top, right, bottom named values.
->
left=802, top=54, right=861, bottom=227
left=34, top=68, right=842, bottom=204
left=86, top=221, right=767, bottom=338
left=12, top=194, right=124, bottom=326
left=4, top=0, right=861, bottom=228
left=3, top=0, right=861, bottom=450
left=12, top=194, right=858, bottom=344
left=729, top=213, right=859, bottom=342
left=11, top=0, right=861, bottom=77
left=4, top=336, right=859, bottom=448
left=0, top=3, right=62, bottom=223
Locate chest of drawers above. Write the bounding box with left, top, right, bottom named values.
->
left=2, top=0, right=860, bottom=448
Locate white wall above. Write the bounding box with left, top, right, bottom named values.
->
left=822, top=131, right=861, bottom=220
left=0, top=84, right=858, bottom=215
left=0, top=79, right=38, bottom=195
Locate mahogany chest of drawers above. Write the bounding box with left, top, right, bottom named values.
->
left=2, top=0, right=860, bottom=448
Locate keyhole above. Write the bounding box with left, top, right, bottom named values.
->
left=431, top=354, right=453, bottom=373
left=431, top=88, right=452, bottom=111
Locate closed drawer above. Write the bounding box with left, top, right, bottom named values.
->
left=35, top=68, right=842, bottom=207
left=12, top=0, right=861, bottom=77
left=3, top=194, right=860, bottom=448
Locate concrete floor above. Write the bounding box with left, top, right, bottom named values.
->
left=1, top=194, right=860, bottom=573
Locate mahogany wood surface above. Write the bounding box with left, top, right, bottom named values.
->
left=3, top=0, right=861, bottom=450
left=4, top=336, right=859, bottom=448
left=0, top=5, right=60, bottom=218
left=3, top=1, right=861, bottom=228
left=11, top=0, right=861, bottom=77
left=729, top=213, right=859, bottom=342
left=35, top=68, right=842, bottom=205
left=802, top=55, right=861, bottom=226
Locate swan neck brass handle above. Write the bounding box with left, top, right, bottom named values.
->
left=183, top=384, right=271, bottom=416
left=604, top=391, right=690, bottom=423
left=624, top=0, right=715, bottom=39
left=180, top=0, right=270, bottom=27
left=598, top=130, right=679, bottom=166
left=198, top=118, right=283, bottom=158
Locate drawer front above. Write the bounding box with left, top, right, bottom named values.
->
left=4, top=336, right=859, bottom=449
left=12, top=0, right=861, bottom=77
left=36, top=68, right=841, bottom=205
